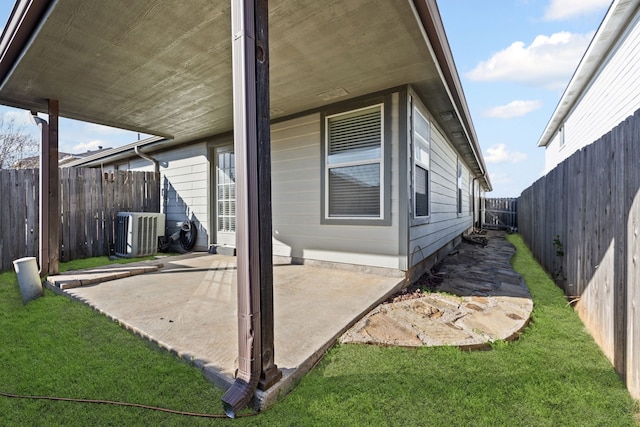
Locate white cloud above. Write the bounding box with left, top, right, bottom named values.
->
left=3, top=110, right=34, bottom=127
left=543, top=0, right=611, bottom=21
left=466, top=31, right=593, bottom=90
left=72, top=139, right=108, bottom=152
left=484, top=144, right=528, bottom=164
left=484, top=100, right=542, bottom=119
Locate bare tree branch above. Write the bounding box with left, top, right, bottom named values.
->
left=0, top=116, right=38, bottom=169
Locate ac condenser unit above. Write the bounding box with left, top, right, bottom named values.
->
left=114, top=212, right=166, bottom=257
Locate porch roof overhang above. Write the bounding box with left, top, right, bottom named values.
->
left=0, top=0, right=491, bottom=190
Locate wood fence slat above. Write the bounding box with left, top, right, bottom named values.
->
left=90, top=169, right=100, bottom=257
left=9, top=169, right=18, bottom=264
left=62, top=168, right=71, bottom=261
left=612, top=122, right=627, bottom=378
left=577, top=147, right=587, bottom=293
left=70, top=168, right=80, bottom=261
left=105, top=172, right=115, bottom=253
left=0, top=171, right=7, bottom=269
left=80, top=167, right=90, bottom=258
left=95, top=172, right=104, bottom=255
left=25, top=169, right=37, bottom=257
left=15, top=169, right=27, bottom=262
left=566, top=152, right=579, bottom=294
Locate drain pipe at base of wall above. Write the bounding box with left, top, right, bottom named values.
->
left=134, top=146, right=159, bottom=176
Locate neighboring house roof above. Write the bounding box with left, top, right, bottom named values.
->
left=12, top=146, right=113, bottom=168
left=537, top=0, right=640, bottom=148
left=12, top=151, right=74, bottom=169
left=62, top=136, right=165, bottom=168
left=0, top=0, right=490, bottom=190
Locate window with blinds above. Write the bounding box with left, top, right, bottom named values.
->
left=413, top=107, right=430, bottom=218
left=325, top=105, right=383, bottom=218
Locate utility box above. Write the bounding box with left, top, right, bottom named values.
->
left=114, top=212, right=165, bottom=257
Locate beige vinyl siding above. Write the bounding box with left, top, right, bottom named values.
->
left=271, top=93, right=402, bottom=270
left=544, top=9, right=640, bottom=172
left=126, top=143, right=210, bottom=250
left=409, top=103, right=472, bottom=268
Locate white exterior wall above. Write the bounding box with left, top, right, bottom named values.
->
left=544, top=9, right=640, bottom=172
left=271, top=93, right=402, bottom=270
left=409, top=96, right=473, bottom=268
left=124, top=143, right=210, bottom=251
left=544, top=130, right=563, bottom=173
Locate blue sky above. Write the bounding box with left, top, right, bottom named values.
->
left=439, top=0, right=611, bottom=196
left=0, top=1, right=611, bottom=196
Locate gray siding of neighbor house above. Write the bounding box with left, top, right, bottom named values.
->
left=122, top=144, right=210, bottom=251
left=408, top=91, right=473, bottom=270
left=270, top=91, right=403, bottom=271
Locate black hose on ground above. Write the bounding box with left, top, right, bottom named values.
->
left=179, top=221, right=198, bottom=251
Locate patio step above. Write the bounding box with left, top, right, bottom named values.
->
left=46, top=261, right=163, bottom=290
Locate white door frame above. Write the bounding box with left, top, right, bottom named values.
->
left=212, top=144, right=236, bottom=247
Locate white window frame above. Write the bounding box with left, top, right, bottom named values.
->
left=469, top=171, right=473, bottom=215
left=457, top=160, right=463, bottom=216
left=413, top=106, right=430, bottom=220
left=324, top=103, right=384, bottom=220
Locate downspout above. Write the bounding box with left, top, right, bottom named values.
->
left=30, top=112, right=49, bottom=277
left=134, top=145, right=159, bottom=175
left=221, top=0, right=270, bottom=417
left=472, top=177, right=477, bottom=229
left=135, top=146, right=161, bottom=218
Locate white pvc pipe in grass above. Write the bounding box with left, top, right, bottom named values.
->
left=13, top=257, right=43, bottom=304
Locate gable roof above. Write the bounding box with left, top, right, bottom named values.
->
left=537, top=0, right=640, bottom=148
left=0, top=0, right=490, bottom=190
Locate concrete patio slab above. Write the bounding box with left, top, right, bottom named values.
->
left=46, top=253, right=405, bottom=410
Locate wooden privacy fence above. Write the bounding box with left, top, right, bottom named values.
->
left=484, top=197, right=518, bottom=230
left=518, top=109, right=640, bottom=400
left=0, top=168, right=160, bottom=272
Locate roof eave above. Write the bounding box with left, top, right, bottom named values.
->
left=0, top=0, right=54, bottom=89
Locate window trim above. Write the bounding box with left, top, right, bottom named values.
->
left=457, top=160, right=463, bottom=216
left=412, top=105, right=431, bottom=223
left=320, top=96, right=391, bottom=226
left=469, top=171, right=473, bottom=215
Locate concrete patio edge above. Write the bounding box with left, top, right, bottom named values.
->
left=43, top=254, right=407, bottom=412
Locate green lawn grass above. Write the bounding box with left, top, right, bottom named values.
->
left=1, top=236, right=638, bottom=425
left=1, top=256, right=227, bottom=425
